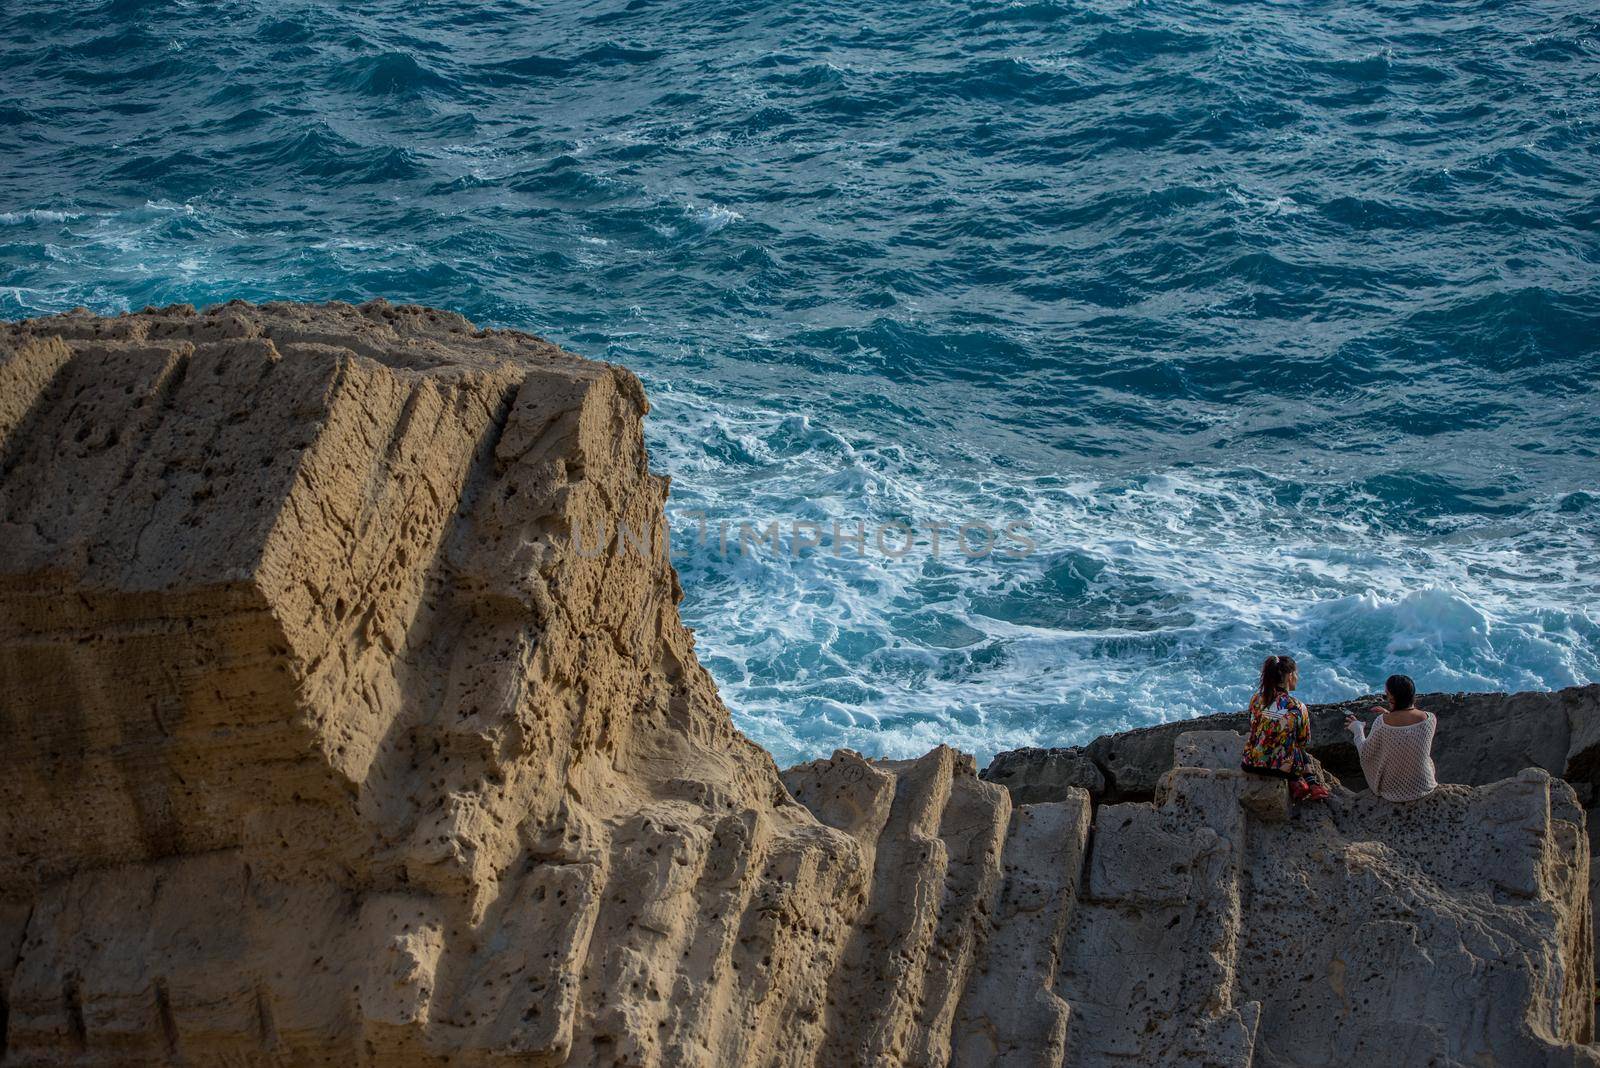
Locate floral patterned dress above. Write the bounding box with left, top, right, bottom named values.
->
left=1241, top=691, right=1312, bottom=778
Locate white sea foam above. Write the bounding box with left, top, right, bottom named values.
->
left=0, top=209, right=82, bottom=225
left=685, top=202, right=743, bottom=233
left=648, top=389, right=1600, bottom=766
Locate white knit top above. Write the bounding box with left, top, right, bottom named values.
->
left=1350, top=711, right=1438, bottom=802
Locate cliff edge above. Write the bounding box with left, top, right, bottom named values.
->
left=1, top=302, right=1593, bottom=1067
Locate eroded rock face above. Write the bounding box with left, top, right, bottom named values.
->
left=984, top=683, right=1600, bottom=1036
left=1, top=302, right=1595, bottom=1067
left=0, top=301, right=852, bottom=1066
left=1067, top=745, right=1595, bottom=1067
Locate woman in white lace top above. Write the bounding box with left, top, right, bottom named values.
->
left=1343, top=674, right=1438, bottom=802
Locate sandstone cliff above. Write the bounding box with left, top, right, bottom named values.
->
left=983, top=682, right=1600, bottom=1029
left=1, top=302, right=1594, bottom=1067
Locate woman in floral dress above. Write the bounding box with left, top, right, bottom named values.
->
left=1241, top=654, right=1330, bottom=802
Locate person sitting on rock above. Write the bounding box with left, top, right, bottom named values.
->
left=1241, top=654, right=1331, bottom=802
left=1344, top=674, right=1437, bottom=802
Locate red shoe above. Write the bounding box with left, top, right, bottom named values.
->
left=1291, top=779, right=1330, bottom=803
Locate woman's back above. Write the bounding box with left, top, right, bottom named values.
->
left=1381, top=707, right=1428, bottom=728
left=1241, top=655, right=1330, bottom=802
left=1243, top=690, right=1310, bottom=774
left=1356, top=709, right=1438, bottom=802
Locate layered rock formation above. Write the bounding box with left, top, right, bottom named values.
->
left=1, top=302, right=1595, bottom=1067
left=983, top=683, right=1600, bottom=1023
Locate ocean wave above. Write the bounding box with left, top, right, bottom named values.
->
left=334, top=51, right=456, bottom=100
left=0, top=208, right=83, bottom=225
left=654, top=384, right=1600, bottom=762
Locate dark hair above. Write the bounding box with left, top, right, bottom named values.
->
left=1260, top=655, right=1297, bottom=701
left=1386, top=674, right=1416, bottom=709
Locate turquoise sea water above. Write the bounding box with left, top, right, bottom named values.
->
left=2, top=0, right=1597, bottom=765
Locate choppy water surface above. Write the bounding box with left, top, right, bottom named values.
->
left=3, top=0, right=1597, bottom=764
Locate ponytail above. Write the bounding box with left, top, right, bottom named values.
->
left=1260, top=654, right=1297, bottom=702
